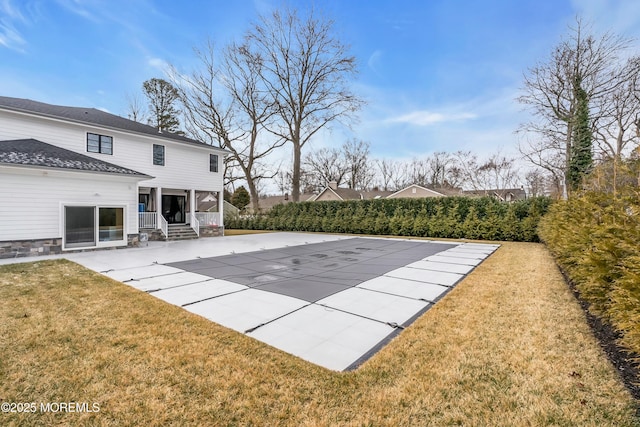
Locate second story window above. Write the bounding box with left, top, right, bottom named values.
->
left=87, top=133, right=113, bottom=155
left=209, top=154, right=218, bottom=173
left=153, top=144, right=165, bottom=166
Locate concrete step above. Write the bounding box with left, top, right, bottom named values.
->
left=167, top=225, right=198, bottom=241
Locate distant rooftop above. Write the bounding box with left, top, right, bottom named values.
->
left=0, top=138, right=151, bottom=177
left=0, top=96, right=225, bottom=151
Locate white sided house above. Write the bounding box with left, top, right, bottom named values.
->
left=0, top=96, right=227, bottom=259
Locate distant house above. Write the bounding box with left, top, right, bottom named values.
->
left=387, top=184, right=447, bottom=199
left=463, top=188, right=527, bottom=202
left=360, top=189, right=394, bottom=200
left=0, top=96, right=228, bottom=258
left=311, top=182, right=460, bottom=201
left=311, top=181, right=363, bottom=202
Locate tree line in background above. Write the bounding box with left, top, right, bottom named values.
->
left=274, top=140, right=533, bottom=196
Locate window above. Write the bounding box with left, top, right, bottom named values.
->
left=153, top=144, right=165, bottom=166
left=209, top=154, right=218, bottom=173
left=87, top=133, right=113, bottom=155
left=98, top=208, right=124, bottom=242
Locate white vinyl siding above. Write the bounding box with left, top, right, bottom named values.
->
left=0, top=166, right=139, bottom=242
left=0, top=109, right=225, bottom=193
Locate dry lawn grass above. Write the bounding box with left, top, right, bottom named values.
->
left=0, top=242, right=638, bottom=426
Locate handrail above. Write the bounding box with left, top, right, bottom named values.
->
left=190, top=213, right=200, bottom=237
left=159, top=215, right=168, bottom=239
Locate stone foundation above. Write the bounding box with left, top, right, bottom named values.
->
left=0, top=234, right=139, bottom=260
left=0, top=238, right=63, bottom=259
left=199, top=225, right=223, bottom=237
left=140, top=229, right=166, bottom=241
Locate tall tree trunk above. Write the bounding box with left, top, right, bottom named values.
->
left=291, top=143, right=302, bottom=202
left=247, top=177, right=260, bottom=213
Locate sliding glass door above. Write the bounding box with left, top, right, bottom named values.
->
left=64, top=206, right=125, bottom=249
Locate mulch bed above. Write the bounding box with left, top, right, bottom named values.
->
left=562, top=270, right=640, bottom=402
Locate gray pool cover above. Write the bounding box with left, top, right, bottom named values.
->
left=110, top=237, right=498, bottom=371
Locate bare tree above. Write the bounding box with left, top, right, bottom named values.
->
left=302, top=146, right=347, bottom=192
left=375, top=159, right=407, bottom=191
left=408, top=158, right=430, bottom=187
left=524, top=169, right=549, bottom=197
left=454, top=150, right=520, bottom=191
left=175, top=40, right=285, bottom=212
left=125, top=92, right=147, bottom=122
left=518, top=19, right=634, bottom=198
left=424, top=151, right=465, bottom=189
left=593, top=56, right=640, bottom=159
left=344, top=139, right=374, bottom=190
left=246, top=7, right=363, bottom=201
left=142, top=78, right=182, bottom=133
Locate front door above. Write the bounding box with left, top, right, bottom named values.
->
left=162, top=195, right=186, bottom=224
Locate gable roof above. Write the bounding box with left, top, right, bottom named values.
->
left=387, top=184, right=446, bottom=198
left=0, top=139, right=151, bottom=177
left=312, top=186, right=362, bottom=201
left=0, top=96, right=225, bottom=152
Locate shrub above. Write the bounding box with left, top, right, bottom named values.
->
left=227, top=196, right=550, bottom=243
left=538, top=186, right=640, bottom=358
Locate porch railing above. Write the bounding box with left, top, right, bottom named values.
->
left=195, top=212, right=220, bottom=227
left=159, top=215, right=168, bottom=239
left=138, top=212, right=157, bottom=229
left=189, top=213, right=200, bottom=237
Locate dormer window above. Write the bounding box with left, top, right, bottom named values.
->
left=87, top=133, right=113, bottom=155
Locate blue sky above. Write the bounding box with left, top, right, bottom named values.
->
left=2, top=0, right=640, bottom=167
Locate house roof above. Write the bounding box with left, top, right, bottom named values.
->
left=387, top=184, right=446, bottom=198
left=360, top=190, right=394, bottom=199
left=312, top=185, right=363, bottom=201
left=0, top=96, right=227, bottom=152
left=0, top=138, right=151, bottom=177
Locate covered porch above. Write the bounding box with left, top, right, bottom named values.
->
left=137, top=187, right=224, bottom=240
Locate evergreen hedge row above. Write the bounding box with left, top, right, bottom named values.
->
left=227, top=196, right=551, bottom=242
left=538, top=190, right=640, bottom=358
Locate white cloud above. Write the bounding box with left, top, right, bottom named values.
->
left=54, top=0, right=96, bottom=21
left=367, top=49, right=383, bottom=75
left=148, top=57, right=169, bottom=72
left=0, top=0, right=27, bottom=52
left=570, top=0, right=640, bottom=38
left=386, top=110, right=477, bottom=126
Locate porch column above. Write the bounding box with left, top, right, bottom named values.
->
left=190, top=189, right=196, bottom=223
left=156, top=186, right=162, bottom=228
left=218, top=190, right=224, bottom=235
